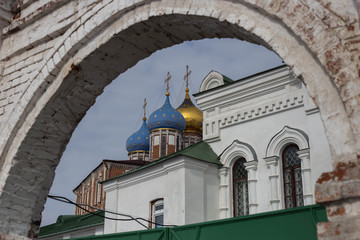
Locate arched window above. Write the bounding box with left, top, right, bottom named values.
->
left=282, top=144, right=303, bottom=208
left=232, top=158, right=249, bottom=216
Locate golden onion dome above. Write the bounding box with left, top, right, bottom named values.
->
left=176, top=88, right=203, bottom=134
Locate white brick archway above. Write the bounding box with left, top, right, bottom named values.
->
left=0, top=0, right=359, bottom=239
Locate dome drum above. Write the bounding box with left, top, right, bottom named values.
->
left=128, top=150, right=149, bottom=161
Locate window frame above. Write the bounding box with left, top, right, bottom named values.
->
left=232, top=157, right=249, bottom=217
left=150, top=199, right=164, bottom=229
left=281, top=144, right=303, bottom=208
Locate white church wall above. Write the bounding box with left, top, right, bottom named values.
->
left=195, top=66, right=332, bottom=217
left=103, top=187, right=118, bottom=233
left=183, top=159, right=219, bottom=224
left=103, top=156, right=219, bottom=234
left=217, top=107, right=313, bottom=213
left=203, top=168, right=220, bottom=221
left=305, top=107, right=334, bottom=193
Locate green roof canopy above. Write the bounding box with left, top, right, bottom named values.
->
left=39, top=212, right=104, bottom=238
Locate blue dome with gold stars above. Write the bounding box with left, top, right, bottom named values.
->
left=126, top=118, right=150, bottom=153
left=148, top=95, right=186, bottom=132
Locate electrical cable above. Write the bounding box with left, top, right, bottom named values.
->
left=48, top=195, right=148, bottom=229
left=47, top=195, right=177, bottom=228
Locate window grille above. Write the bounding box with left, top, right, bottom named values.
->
left=282, top=144, right=303, bottom=208
left=232, top=158, right=249, bottom=217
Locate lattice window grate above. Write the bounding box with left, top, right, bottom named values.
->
left=233, top=158, right=249, bottom=216
left=283, top=145, right=304, bottom=208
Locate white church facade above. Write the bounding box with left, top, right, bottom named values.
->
left=102, top=65, right=332, bottom=234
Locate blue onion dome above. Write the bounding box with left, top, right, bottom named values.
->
left=147, top=94, right=186, bottom=132
left=126, top=118, right=150, bottom=153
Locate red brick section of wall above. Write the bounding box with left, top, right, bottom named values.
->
left=74, top=161, right=146, bottom=215
left=316, top=161, right=360, bottom=239
left=168, top=145, right=175, bottom=155
left=74, top=166, right=107, bottom=215
left=153, top=145, right=160, bottom=160
left=109, top=166, right=128, bottom=179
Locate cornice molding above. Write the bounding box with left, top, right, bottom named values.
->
left=196, top=66, right=294, bottom=111
left=203, top=93, right=304, bottom=141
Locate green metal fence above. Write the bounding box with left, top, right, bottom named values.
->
left=70, top=205, right=327, bottom=240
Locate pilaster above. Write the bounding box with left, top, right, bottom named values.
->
left=297, top=148, right=313, bottom=205
left=219, top=167, right=229, bottom=219
left=244, top=161, right=258, bottom=214
left=265, top=156, right=280, bottom=210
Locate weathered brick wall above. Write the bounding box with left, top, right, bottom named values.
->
left=0, top=0, right=359, bottom=239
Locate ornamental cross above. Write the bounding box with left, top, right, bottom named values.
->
left=165, top=72, right=171, bottom=93
left=184, top=65, right=192, bottom=89
left=143, top=98, right=147, bottom=118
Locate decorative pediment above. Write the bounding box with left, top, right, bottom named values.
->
left=200, top=71, right=224, bottom=92
left=220, top=140, right=257, bottom=167
left=266, top=126, right=309, bottom=157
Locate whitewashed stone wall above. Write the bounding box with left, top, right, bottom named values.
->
left=0, top=0, right=359, bottom=239
left=103, top=156, right=219, bottom=234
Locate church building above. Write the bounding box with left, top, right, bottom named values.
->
left=102, top=65, right=332, bottom=234
left=40, top=65, right=332, bottom=239
left=72, top=68, right=203, bottom=218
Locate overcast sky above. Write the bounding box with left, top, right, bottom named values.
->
left=41, top=38, right=283, bottom=226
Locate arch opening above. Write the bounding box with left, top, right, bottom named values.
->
left=0, top=2, right=356, bottom=238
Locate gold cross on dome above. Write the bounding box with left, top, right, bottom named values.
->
left=184, top=65, right=192, bottom=89
left=143, top=98, right=147, bottom=118
left=165, top=72, right=171, bottom=94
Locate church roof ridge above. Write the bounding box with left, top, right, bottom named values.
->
left=102, top=141, right=221, bottom=184
left=194, top=64, right=287, bottom=97
left=221, top=74, right=234, bottom=84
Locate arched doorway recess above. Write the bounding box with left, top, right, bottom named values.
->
left=0, top=1, right=358, bottom=239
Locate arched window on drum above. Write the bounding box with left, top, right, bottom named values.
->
left=232, top=158, right=249, bottom=216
